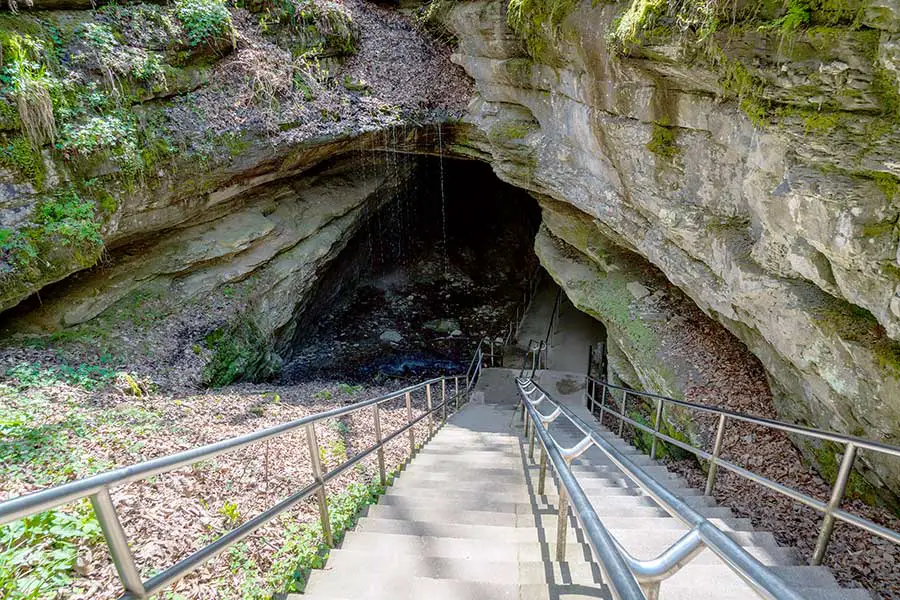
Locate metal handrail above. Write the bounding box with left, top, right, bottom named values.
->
left=516, top=378, right=807, bottom=600
left=519, top=338, right=545, bottom=379
left=479, top=264, right=545, bottom=369
left=516, top=381, right=645, bottom=600
left=0, top=374, right=468, bottom=600
left=586, top=375, right=900, bottom=564
left=543, top=288, right=562, bottom=349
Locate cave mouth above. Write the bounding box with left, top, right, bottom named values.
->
left=281, top=154, right=541, bottom=384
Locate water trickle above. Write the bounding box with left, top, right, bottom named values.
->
left=437, top=123, right=448, bottom=278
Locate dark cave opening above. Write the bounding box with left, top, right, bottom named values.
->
left=282, top=154, right=541, bottom=383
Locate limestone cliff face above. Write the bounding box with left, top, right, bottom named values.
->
left=0, top=0, right=469, bottom=314
left=448, top=0, right=900, bottom=499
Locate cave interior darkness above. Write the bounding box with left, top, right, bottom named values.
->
left=282, top=153, right=543, bottom=383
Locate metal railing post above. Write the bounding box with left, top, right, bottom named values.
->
left=650, top=398, right=664, bottom=460
left=538, top=446, right=548, bottom=495
left=306, top=424, right=333, bottom=546
left=426, top=383, right=434, bottom=438
left=705, top=414, right=728, bottom=496
left=529, top=415, right=536, bottom=460
left=618, top=390, right=627, bottom=437
left=556, top=485, right=570, bottom=562
left=812, top=443, right=858, bottom=565
left=405, top=391, right=415, bottom=456
left=455, top=377, right=460, bottom=411
left=90, top=488, right=146, bottom=598
left=587, top=344, right=593, bottom=380
left=373, top=404, right=386, bottom=486
left=441, top=378, right=447, bottom=422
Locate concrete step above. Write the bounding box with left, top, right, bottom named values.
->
left=376, top=494, right=669, bottom=517
left=320, top=549, right=605, bottom=585
left=339, top=531, right=596, bottom=563
left=365, top=504, right=520, bottom=527
left=525, top=513, right=755, bottom=534
left=382, top=488, right=660, bottom=508
left=401, top=465, right=525, bottom=479
left=299, top=576, right=610, bottom=599
left=355, top=516, right=781, bottom=550
left=355, top=518, right=545, bottom=542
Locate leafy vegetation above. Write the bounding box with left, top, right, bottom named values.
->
left=262, top=479, right=386, bottom=596
left=175, top=0, right=236, bottom=48
left=0, top=186, right=104, bottom=283
left=1, top=34, right=56, bottom=148
left=6, top=361, right=116, bottom=391
left=0, top=502, right=103, bottom=600
left=59, top=113, right=142, bottom=175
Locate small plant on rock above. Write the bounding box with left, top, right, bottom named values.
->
left=2, top=35, right=56, bottom=148
left=175, top=0, right=236, bottom=48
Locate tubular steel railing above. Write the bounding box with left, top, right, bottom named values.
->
left=515, top=377, right=807, bottom=600
left=477, top=264, right=545, bottom=369
left=0, top=375, right=470, bottom=600
left=519, top=338, right=546, bottom=379
left=585, top=375, right=900, bottom=566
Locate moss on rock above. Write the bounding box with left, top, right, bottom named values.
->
left=203, top=315, right=282, bottom=387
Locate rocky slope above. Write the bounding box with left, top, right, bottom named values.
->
left=0, top=0, right=472, bottom=385
left=446, top=0, right=900, bottom=504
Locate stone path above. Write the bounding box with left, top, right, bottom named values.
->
left=516, top=276, right=605, bottom=373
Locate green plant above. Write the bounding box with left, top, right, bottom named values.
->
left=328, top=419, right=350, bottom=435
left=262, top=479, right=386, bottom=594
left=0, top=502, right=103, bottom=600
left=760, top=0, right=811, bottom=34
left=5, top=361, right=116, bottom=391
left=175, top=0, right=236, bottom=48
left=0, top=135, right=44, bottom=186
left=507, top=0, right=591, bottom=61
left=34, top=189, right=103, bottom=247
left=58, top=113, right=140, bottom=173
left=608, top=0, right=665, bottom=51
left=2, top=34, right=56, bottom=148
left=337, top=383, right=361, bottom=395
left=218, top=501, right=242, bottom=526
left=314, top=388, right=333, bottom=401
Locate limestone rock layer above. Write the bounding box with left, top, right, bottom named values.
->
left=447, top=0, right=900, bottom=500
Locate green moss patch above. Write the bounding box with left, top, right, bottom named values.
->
left=203, top=316, right=282, bottom=387
left=0, top=134, right=44, bottom=187
left=647, top=119, right=679, bottom=159
left=812, top=298, right=900, bottom=378
left=507, top=0, right=592, bottom=63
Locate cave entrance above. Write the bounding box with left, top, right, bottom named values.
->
left=282, top=154, right=541, bottom=383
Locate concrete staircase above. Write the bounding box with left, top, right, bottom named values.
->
left=296, top=369, right=874, bottom=600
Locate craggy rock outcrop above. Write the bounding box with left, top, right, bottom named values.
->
left=16, top=154, right=412, bottom=342
left=0, top=0, right=470, bottom=313
left=447, top=0, right=900, bottom=501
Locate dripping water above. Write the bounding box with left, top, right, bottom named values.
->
left=437, top=123, right=448, bottom=278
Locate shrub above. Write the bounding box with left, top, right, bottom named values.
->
left=34, top=189, right=103, bottom=247
left=175, top=0, right=236, bottom=48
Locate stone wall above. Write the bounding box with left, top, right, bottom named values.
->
left=447, top=0, right=900, bottom=501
